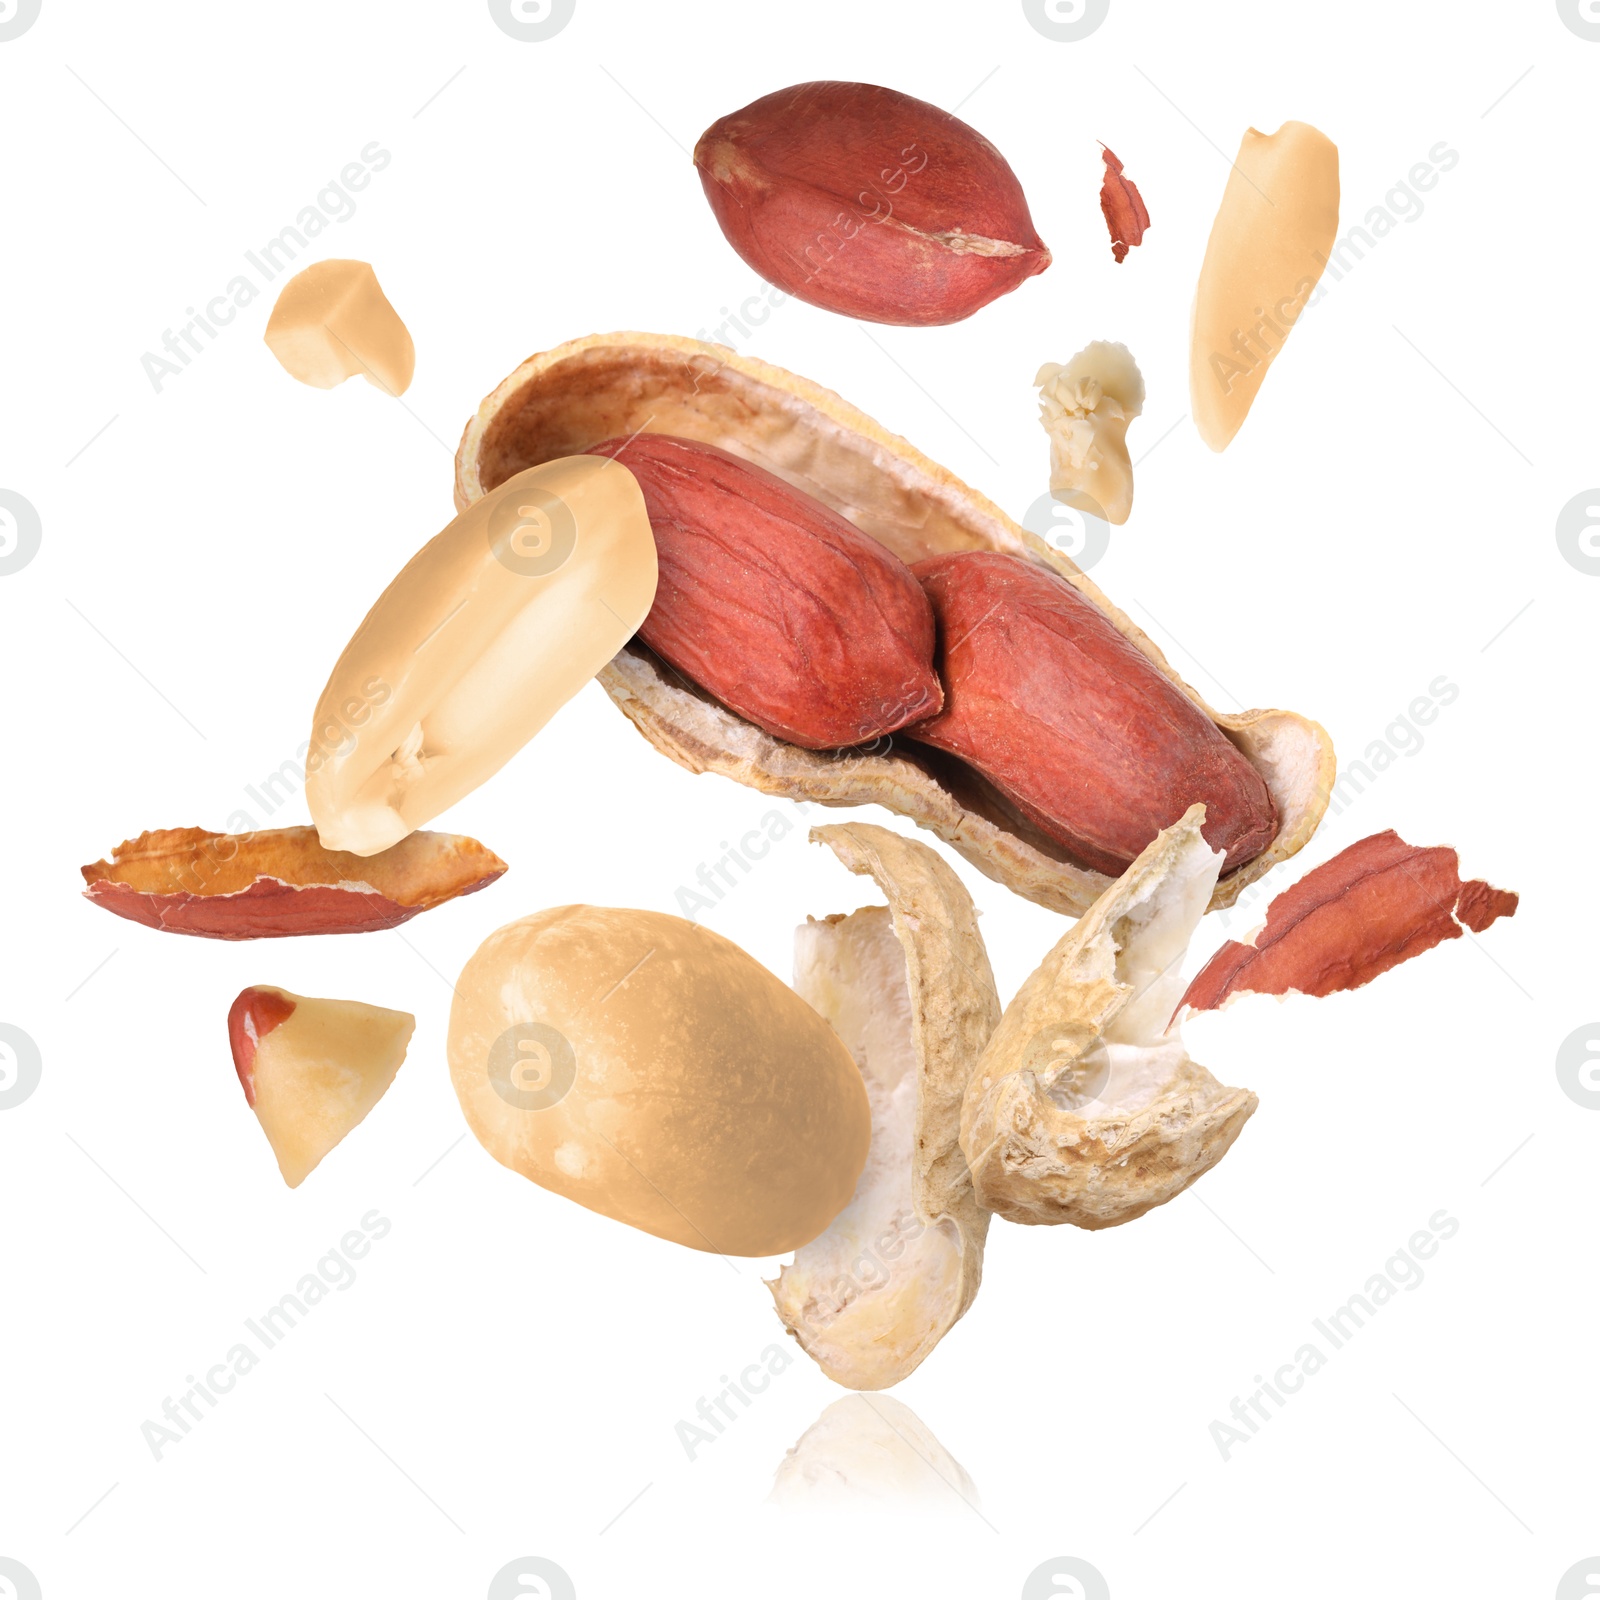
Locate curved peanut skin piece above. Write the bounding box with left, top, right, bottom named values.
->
left=694, top=81, right=1050, bottom=327
left=908, top=552, right=1278, bottom=877
left=586, top=434, right=941, bottom=750
left=1178, top=831, right=1519, bottom=1013
left=81, top=826, right=506, bottom=939
left=1099, top=146, right=1150, bottom=264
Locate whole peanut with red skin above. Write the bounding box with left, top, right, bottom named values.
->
left=909, top=551, right=1278, bottom=876
left=694, top=81, right=1050, bottom=326
left=586, top=434, right=942, bottom=750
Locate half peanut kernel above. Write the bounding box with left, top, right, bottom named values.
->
left=306, top=456, right=657, bottom=857
left=1190, top=121, right=1340, bottom=452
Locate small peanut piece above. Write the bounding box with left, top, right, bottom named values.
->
left=908, top=552, right=1278, bottom=877
left=263, top=259, right=415, bottom=395
left=586, top=434, right=942, bottom=749
left=1036, top=341, right=1145, bottom=525
left=694, top=81, right=1050, bottom=326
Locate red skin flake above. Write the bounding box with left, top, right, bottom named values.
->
left=1178, top=830, right=1519, bottom=1016
left=1099, top=145, right=1150, bottom=264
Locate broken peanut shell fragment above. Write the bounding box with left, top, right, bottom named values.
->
left=1191, top=122, right=1340, bottom=452
left=695, top=81, right=1050, bottom=326
left=263, top=259, right=415, bottom=395
left=81, top=826, right=506, bottom=939
left=447, top=906, right=871, bottom=1257
left=960, top=806, right=1258, bottom=1229
left=307, top=456, right=657, bottom=856
left=229, top=985, right=413, bottom=1188
left=1177, top=830, right=1520, bottom=1014
left=770, top=822, right=999, bottom=1390
left=455, top=332, right=1335, bottom=918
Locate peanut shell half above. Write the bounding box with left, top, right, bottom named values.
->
left=456, top=332, right=1334, bottom=917
left=771, top=822, right=999, bottom=1390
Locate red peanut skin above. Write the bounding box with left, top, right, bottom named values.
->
left=1099, top=146, right=1151, bottom=264
left=587, top=435, right=943, bottom=750
left=80, top=827, right=506, bottom=939
left=694, top=81, right=1050, bottom=327
left=1178, top=832, right=1519, bottom=1013
left=81, top=876, right=478, bottom=939
left=908, top=552, right=1278, bottom=877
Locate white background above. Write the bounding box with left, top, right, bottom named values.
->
left=1, top=2, right=1594, bottom=1597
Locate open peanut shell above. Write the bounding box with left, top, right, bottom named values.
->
left=771, top=822, right=999, bottom=1390
left=82, top=826, right=506, bottom=939
left=960, top=805, right=1257, bottom=1228
left=454, top=332, right=1334, bottom=916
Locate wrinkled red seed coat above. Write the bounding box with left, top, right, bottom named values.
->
left=908, top=551, right=1277, bottom=876
left=1179, top=831, right=1519, bottom=1013
left=694, top=81, right=1050, bottom=326
left=588, top=434, right=942, bottom=749
left=1099, top=145, right=1151, bottom=264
